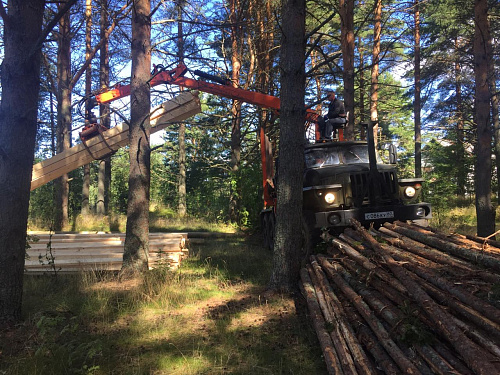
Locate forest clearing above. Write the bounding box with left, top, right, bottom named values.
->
left=1, top=214, right=500, bottom=374
left=1, top=0, right=500, bottom=374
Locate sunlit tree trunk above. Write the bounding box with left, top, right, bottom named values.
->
left=339, top=0, right=355, bottom=140
left=270, top=0, right=305, bottom=291
left=55, top=6, right=72, bottom=230
left=177, top=0, right=187, bottom=218
left=358, top=36, right=366, bottom=140
left=98, top=0, right=111, bottom=216
left=122, top=0, right=151, bottom=273
left=414, top=0, right=421, bottom=178
left=229, top=0, right=243, bottom=223
left=370, top=0, right=381, bottom=148
left=473, top=0, right=495, bottom=237
left=82, top=0, right=93, bottom=216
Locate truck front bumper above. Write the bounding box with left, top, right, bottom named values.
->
left=313, top=202, right=432, bottom=228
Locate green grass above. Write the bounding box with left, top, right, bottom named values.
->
left=1, top=235, right=326, bottom=375
left=429, top=203, right=500, bottom=236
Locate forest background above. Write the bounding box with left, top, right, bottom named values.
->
left=0, top=0, right=499, bottom=365
left=22, top=0, right=500, bottom=237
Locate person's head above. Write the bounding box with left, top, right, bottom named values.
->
left=326, top=90, right=336, bottom=101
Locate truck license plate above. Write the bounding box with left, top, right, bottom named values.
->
left=365, top=211, right=394, bottom=220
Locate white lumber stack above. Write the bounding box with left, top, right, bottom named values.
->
left=31, top=91, right=201, bottom=190
left=25, top=232, right=189, bottom=273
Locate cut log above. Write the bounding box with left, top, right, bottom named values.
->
left=384, top=222, right=500, bottom=273
left=31, top=91, right=201, bottom=190
left=351, top=219, right=500, bottom=375
left=309, top=257, right=375, bottom=374
left=299, top=268, right=343, bottom=375
left=317, top=255, right=422, bottom=374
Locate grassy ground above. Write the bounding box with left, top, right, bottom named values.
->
left=1, top=235, right=326, bottom=375
left=429, top=204, right=500, bottom=236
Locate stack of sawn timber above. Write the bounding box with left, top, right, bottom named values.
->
left=301, top=220, right=500, bottom=375
left=31, top=91, right=201, bottom=190
left=25, top=232, right=188, bottom=273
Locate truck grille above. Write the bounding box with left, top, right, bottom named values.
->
left=350, top=171, right=398, bottom=207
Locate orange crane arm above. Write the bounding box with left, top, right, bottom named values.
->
left=95, top=63, right=319, bottom=123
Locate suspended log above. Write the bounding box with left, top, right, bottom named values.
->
left=31, top=91, right=201, bottom=190
left=351, top=219, right=500, bottom=375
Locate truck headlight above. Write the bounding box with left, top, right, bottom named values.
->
left=324, top=192, right=336, bottom=204
left=404, top=186, right=416, bottom=198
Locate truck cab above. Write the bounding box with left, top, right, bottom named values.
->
left=302, top=140, right=431, bottom=236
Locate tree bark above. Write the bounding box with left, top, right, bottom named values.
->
left=269, top=0, right=305, bottom=291
left=122, top=0, right=151, bottom=274
left=414, top=0, right=421, bottom=178
left=228, top=0, right=243, bottom=223
left=82, top=0, right=93, bottom=216
left=473, top=0, right=495, bottom=237
left=339, top=0, right=355, bottom=140
left=55, top=5, right=72, bottom=230
left=370, top=0, right=381, bottom=148
left=97, top=0, right=111, bottom=216
left=177, top=0, right=187, bottom=218
left=0, top=0, right=46, bottom=324
left=299, top=268, right=344, bottom=375
left=455, top=37, right=466, bottom=197
left=351, top=219, right=500, bottom=375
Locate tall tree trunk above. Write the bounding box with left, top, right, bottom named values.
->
left=358, top=36, right=366, bottom=140
left=414, top=0, right=421, bottom=178
left=98, top=0, right=111, bottom=216
left=339, top=0, right=355, bottom=140
left=0, top=0, right=46, bottom=324
left=122, top=0, right=151, bottom=273
left=269, top=0, right=305, bottom=291
left=177, top=0, right=187, bottom=218
left=55, top=6, right=72, bottom=230
left=370, top=0, right=381, bottom=148
left=229, top=0, right=243, bottom=223
left=473, top=0, right=495, bottom=237
left=455, top=37, right=466, bottom=198
left=489, top=30, right=500, bottom=205
left=82, top=0, right=93, bottom=216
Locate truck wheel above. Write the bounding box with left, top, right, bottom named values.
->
left=267, top=213, right=276, bottom=252
left=262, top=214, right=270, bottom=249
left=301, top=221, right=318, bottom=264
left=301, top=222, right=311, bottom=263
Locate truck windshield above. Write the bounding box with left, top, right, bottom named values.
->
left=305, top=145, right=383, bottom=168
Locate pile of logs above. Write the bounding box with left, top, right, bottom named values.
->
left=300, top=220, right=500, bottom=375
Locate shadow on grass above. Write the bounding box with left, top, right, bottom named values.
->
left=1, top=234, right=327, bottom=375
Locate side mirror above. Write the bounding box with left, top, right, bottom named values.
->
left=388, top=144, right=397, bottom=164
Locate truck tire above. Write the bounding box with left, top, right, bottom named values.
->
left=262, top=214, right=270, bottom=250
left=267, top=213, right=276, bottom=252
left=261, top=211, right=276, bottom=251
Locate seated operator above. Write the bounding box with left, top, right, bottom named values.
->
left=319, top=90, right=346, bottom=140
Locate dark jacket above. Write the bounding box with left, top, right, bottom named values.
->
left=327, top=98, right=345, bottom=119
